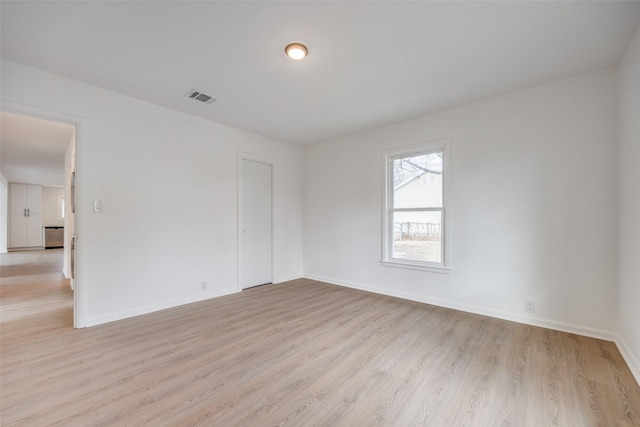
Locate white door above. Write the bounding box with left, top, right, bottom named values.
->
left=26, top=211, right=43, bottom=247
left=9, top=211, right=26, bottom=248
left=10, top=183, right=27, bottom=213
left=9, top=183, right=42, bottom=247
left=241, top=159, right=272, bottom=289
left=26, top=184, right=42, bottom=213
left=26, top=185, right=42, bottom=247
left=9, top=184, right=27, bottom=247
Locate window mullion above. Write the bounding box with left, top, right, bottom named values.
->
left=391, top=207, right=443, bottom=213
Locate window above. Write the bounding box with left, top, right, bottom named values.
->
left=382, top=141, right=450, bottom=272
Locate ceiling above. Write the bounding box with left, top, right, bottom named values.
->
left=0, top=112, right=74, bottom=187
left=1, top=1, right=640, bottom=146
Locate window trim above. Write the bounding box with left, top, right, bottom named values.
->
left=381, top=139, right=452, bottom=274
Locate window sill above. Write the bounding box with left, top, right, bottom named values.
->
left=380, top=260, right=452, bottom=274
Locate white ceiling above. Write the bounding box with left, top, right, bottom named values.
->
left=1, top=1, right=640, bottom=146
left=0, top=112, right=74, bottom=187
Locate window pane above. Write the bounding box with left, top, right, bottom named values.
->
left=392, top=211, right=442, bottom=263
left=393, top=152, right=443, bottom=209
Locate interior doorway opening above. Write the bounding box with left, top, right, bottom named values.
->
left=0, top=249, right=73, bottom=327
left=0, top=108, right=78, bottom=327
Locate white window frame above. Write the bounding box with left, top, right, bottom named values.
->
left=381, top=139, right=452, bottom=273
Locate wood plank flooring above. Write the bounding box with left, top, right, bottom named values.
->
left=1, top=250, right=639, bottom=426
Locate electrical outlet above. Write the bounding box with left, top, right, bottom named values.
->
left=524, top=300, right=536, bottom=314
left=201, top=281, right=207, bottom=291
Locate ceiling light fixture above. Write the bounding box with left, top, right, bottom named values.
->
left=285, top=43, right=308, bottom=60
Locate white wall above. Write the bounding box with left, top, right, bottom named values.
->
left=0, top=59, right=304, bottom=326
left=42, top=186, right=64, bottom=226
left=618, top=25, right=640, bottom=382
left=305, top=67, right=619, bottom=339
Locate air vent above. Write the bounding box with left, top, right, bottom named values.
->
left=185, top=89, right=216, bottom=104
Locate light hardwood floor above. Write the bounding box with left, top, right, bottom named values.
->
left=1, top=250, right=639, bottom=426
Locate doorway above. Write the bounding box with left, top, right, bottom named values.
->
left=0, top=106, right=80, bottom=326
left=0, top=249, right=73, bottom=326
left=238, top=155, right=273, bottom=289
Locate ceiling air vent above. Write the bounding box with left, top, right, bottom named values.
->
left=185, top=89, right=216, bottom=104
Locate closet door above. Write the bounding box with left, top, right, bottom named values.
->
left=26, top=184, right=42, bottom=213
left=9, top=184, right=43, bottom=248
left=26, top=185, right=42, bottom=247
left=10, top=184, right=27, bottom=214
left=9, top=184, right=28, bottom=247
left=241, top=159, right=273, bottom=289
left=26, top=212, right=43, bottom=247
left=9, top=211, right=27, bottom=248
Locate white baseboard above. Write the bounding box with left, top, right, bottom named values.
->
left=305, top=274, right=640, bottom=387
left=304, top=274, right=618, bottom=342
left=616, top=336, right=640, bottom=386
left=273, top=274, right=304, bottom=284
left=8, top=247, right=44, bottom=252
left=84, top=277, right=303, bottom=327
left=81, top=273, right=639, bottom=387
left=85, top=287, right=240, bottom=327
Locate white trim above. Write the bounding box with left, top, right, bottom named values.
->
left=273, top=274, right=304, bottom=284
left=85, top=287, right=240, bottom=327
left=304, top=274, right=618, bottom=342
left=616, top=336, right=640, bottom=386
left=380, top=260, right=451, bottom=274
left=7, top=246, right=45, bottom=252
left=0, top=100, right=86, bottom=328
left=237, top=152, right=275, bottom=290
left=382, top=139, right=452, bottom=271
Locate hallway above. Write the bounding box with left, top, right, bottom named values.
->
left=0, top=249, right=72, bottom=329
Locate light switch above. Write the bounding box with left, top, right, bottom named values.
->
left=93, top=200, right=103, bottom=213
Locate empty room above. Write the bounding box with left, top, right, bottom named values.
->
left=1, top=1, right=640, bottom=425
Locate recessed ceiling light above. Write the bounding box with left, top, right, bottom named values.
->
left=285, top=43, right=308, bottom=60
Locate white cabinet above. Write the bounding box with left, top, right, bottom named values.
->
left=9, top=184, right=43, bottom=248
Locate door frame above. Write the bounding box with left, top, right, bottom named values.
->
left=1, top=101, right=86, bottom=328
left=237, top=152, right=275, bottom=290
